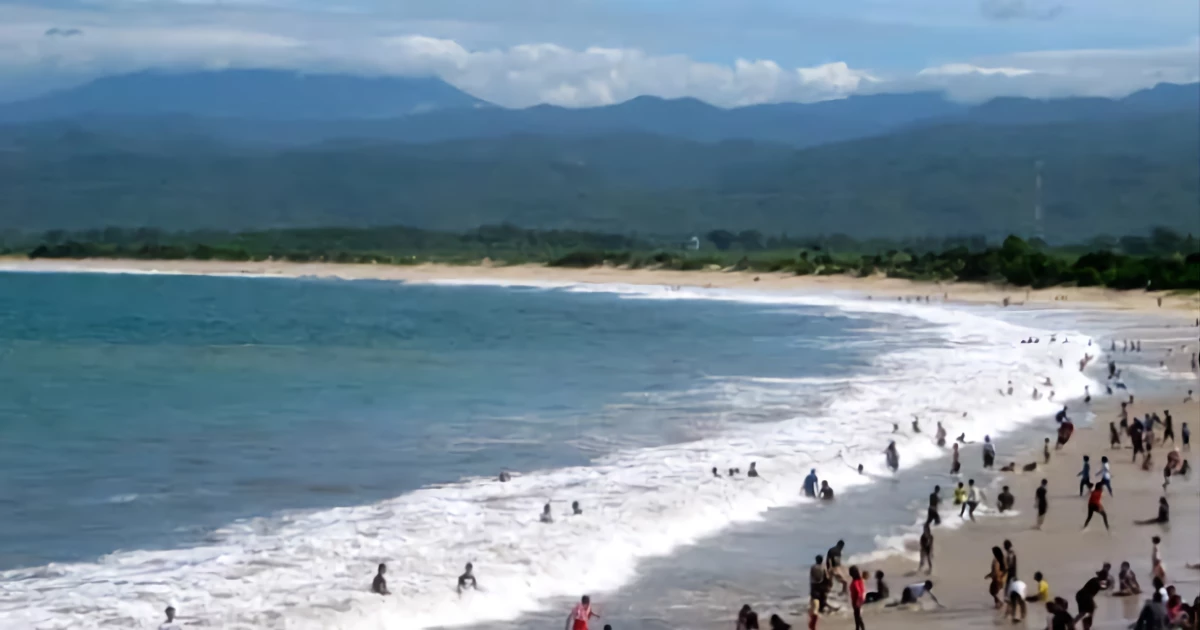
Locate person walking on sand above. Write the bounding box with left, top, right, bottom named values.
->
left=566, top=595, right=599, bottom=630
left=1035, top=478, right=1049, bottom=529
left=826, top=540, right=849, bottom=595
left=1044, top=437, right=1052, bottom=464
left=982, top=436, right=996, bottom=469
left=1150, top=536, right=1166, bottom=584
left=925, top=485, right=942, bottom=527
left=1082, top=484, right=1109, bottom=532
left=1111, top=422, right=1122, bottom=449
left=987, top=546, right=1008, bottom=609
left=849, top=565, right=867, bottom=630
left=1095, top=456, right=1113, bottom=496
left=963, top=479, right=983, bottom=521
left=918, top=524, right=934, bottom=574
left=1077, top=456, right=1093, bottom=496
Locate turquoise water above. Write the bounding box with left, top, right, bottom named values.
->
left=3, top=272, right=1107, bottom=630
left=0, top=272, right=878, bottom=570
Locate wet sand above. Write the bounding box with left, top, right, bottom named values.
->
left=3, top=258, right=1199, bottom=315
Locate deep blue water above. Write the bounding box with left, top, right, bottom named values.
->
left=0, top=272, right=882, bottom=571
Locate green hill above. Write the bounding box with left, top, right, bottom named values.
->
left=0, top=113, right=1195, bottom=238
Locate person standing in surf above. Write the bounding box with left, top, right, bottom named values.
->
left=457, top=563, right=479, bottom=595
left=950, top=443, right=961, bottom=475
left=885, top=441, right=899, bottom=473
left=803, top=469, right=819, bottom=498
left=567, top=595, right=600, bottom=630
left=982, top=436, right=996, bottom=469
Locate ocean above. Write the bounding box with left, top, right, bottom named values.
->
left=0, top=271, right=1104, bottom=630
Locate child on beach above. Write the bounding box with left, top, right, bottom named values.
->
left=1044, top=438, right=1052, bottom=464
left=849, top=566, right=866, bottom=630
left=863, top=571, right=889, bottom=604
left=1082, top=485, right=1110, bottom=532
left=1025, top=571, right=1050, bottom=603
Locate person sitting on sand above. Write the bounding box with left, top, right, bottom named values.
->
left=1000, top=462, right=1016, bottom=472
left=769, top=613, right=792, bottom=630
left=371, top=563, right=390, bottom=596
left=540, top=503, right=554, bottom=523
left=457, top=563, right=479, bottom=595
left=1135, top=496, right=1170, bottom=527
left=864, top=570, right=889, bottom=604
left=1114, top=562, right=1142, bottom=596
left=888, top=580, right=943, bottom=608
left=997, top=486, right=1015, bottom=513
left=1025, top=571, right=1050, bottom=603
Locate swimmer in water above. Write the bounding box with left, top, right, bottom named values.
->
left=912, top=416, right=921, bottom=433
left=567, top=595, right=600, bottom=630
left=936, top=422, right=947, bottom=448
left=857, top=464, right=864, bottom=474
left=885, top=441, right=900, bottom=473
left=457, top=563, right=479, bottom=595
left=1007, top=381, right=1014, bottom=396
left=372, top=563, right=390, bottom=595
left=498, top=471, right=511, bottom=482
left=712, top=466, right=721, bottom=478
left=572, top=501, right=582, bottom=515
left=540, top=503, right=554, bottom=523
left=819, top=480, right=835, bottom=500
left=893, top=423, right=900, bottom=434
left=950, top=443, right=961, bottom=475
left=748, top=462, right=760, bottom=478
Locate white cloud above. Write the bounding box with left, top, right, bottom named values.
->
left=0, top=4, right=1196, bottom=107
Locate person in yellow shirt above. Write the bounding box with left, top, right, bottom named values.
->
left=953, top=482, right=967, bottom=506
left=1025, top=571, right=1050, bottom=603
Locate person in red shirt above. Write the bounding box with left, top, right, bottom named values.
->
left=566, top=595, right=599, bottom=630
left=849, top=565, right=867, bottom=630
left=1082, top=485, right=1110, bottom=532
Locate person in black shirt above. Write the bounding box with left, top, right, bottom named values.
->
left=1035, top=479, right=1049, bottom=529
left=371, top=563, right=390, bottom=595
left=1075, top=571, right=1107, bottom=630
left=925, top=485, right=942, bottom=527
left=457, top=562, right=479, bottom=595
left=1047, top=600, right=1076, bottom=630
left=827, top=540, right=849, bottom=594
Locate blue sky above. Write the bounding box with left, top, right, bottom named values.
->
left=1, top=0, right=1197, bottom=106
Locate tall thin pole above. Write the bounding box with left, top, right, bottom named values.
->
left=1034, top=160, right=1044, bottom=241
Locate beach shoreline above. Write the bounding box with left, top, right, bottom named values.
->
left=803, top=326, right=1200, bottom=630
left=3, top=257, right=1199, bottom=315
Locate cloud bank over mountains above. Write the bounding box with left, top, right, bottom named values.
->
left=1, top=2, right=1197, bottom=107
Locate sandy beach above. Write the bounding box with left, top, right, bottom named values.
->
left=3, top=257, right=1199, bottom=315
left=805, top=327, right=1200, bottom=630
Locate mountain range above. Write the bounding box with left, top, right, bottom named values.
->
left=0, top=70, right=1197, bottom=238
left=2, top=70, right=1197, bottom=148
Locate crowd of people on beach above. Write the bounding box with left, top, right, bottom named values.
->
left=146, top=316, right=1197, bottom=630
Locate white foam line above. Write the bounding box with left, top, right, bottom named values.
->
left=0, top=279, right=1106, bottom=630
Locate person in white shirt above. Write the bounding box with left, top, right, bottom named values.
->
left=1095, top=456, right=1113, bottom=495
left=1006, top=579, right=1028, bottom=622
left=158, top=606, right=181, bottom=630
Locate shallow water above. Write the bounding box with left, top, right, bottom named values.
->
left=0, top=273, right=1105, bottom=630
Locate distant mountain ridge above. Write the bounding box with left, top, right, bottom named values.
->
left=0, top=70, right=492, bottom=122
left=0, top=69, right=1195, bottom=148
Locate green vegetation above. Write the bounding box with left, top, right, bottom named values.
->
left=1, top=113, right=1196, bottom=238
left=16, top=225, right=1200, bottom=291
